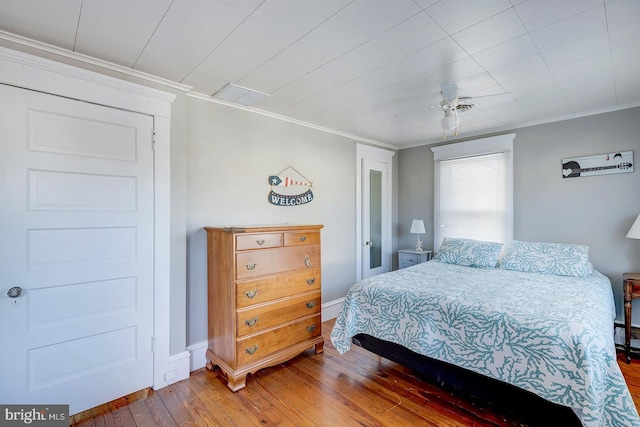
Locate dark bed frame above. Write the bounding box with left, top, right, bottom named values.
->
left=353, top=333, right=581, bottom=426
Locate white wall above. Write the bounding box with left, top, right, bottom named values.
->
left=185, top=97, right=362, bottom=346
left=169, top=93, right=188, bottom=355
left=397, top=146, right=434, bottom=255
left=398, top=107, right=640, bottom=324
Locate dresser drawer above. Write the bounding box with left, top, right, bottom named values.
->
left=236, top=244, right=320, bottom=280
left=236, top=314, right=322, bottom=365
left=398, top=250, right=432, bottom=269
left=236, top=291, right=321, bottom=337
left=236, top=233, right=282, bottom=251
left=284, top=231, right=320, bottom=246
left=398, top=253, right=418, bottom=266
left=236, top=268, right=321, bottom=308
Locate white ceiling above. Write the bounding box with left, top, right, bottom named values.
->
left=1, top=0, right=639, bottom=148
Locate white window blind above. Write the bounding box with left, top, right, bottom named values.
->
left=432, top=134, right=514, bottom=252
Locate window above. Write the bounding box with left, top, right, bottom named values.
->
left=431, top=134, right=514, bottom=252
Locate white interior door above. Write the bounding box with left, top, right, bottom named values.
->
left=361, top=158, right=389, bottom=279
left=0, top=84, right=155, bottom=414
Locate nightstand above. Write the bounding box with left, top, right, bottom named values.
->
left=398, top=249, right=432, bottom=269
left=624, top=272, right=640, bottom=363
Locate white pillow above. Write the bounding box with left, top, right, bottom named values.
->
left=499, top=240, right=593, bottom=278
left=434, top=237, right=503, bottom=268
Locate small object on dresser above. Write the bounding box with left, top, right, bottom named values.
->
left=624, top=272, right=640, bottom=363
left=398, top=249, right=432, bottom=269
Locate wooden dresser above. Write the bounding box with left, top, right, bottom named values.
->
left=204, top=224, right=324, bottom=391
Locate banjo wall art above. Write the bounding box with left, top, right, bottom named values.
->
left=268, top=165, right=314, bottom=206
left=562, top=150, right=633, bottom=179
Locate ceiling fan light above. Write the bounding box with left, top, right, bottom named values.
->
left=440, top=109, right=459, bottom=130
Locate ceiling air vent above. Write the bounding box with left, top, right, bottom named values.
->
left=211, top=83, right=268, bottom=106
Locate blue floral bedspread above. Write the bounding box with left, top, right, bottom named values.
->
left=330, top=261, right=640, bottom=427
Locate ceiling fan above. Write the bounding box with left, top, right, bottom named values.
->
left=431, top=83, right=513, bottom=139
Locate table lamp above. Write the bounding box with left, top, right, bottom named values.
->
left=410, top=219, right=426, bottom=252
left=628, top=214, right=640, bottom=240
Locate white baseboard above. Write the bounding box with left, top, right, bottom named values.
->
left=614, top=323, right=640, bottom=346
left=186, top=297, right=346, bottom=372
left=165, top=351, right=190, bottom=385
left=322, top=297, right=344, bottom=320
left=187, top=341, right=208, bottom=372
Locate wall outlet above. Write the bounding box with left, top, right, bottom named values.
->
left=164, top=370, right=176, bottom=382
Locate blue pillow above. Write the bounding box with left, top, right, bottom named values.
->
left=498, top=240, right=593, bottom=278
left=434, top=237, right=503, bottom=268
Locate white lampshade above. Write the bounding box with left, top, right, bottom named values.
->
left=410, top=219, right=426, bottom=234
left=628, top=214, right=640, bottom=239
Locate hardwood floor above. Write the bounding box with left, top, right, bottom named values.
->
left=70, top=319, right=640, bottom=427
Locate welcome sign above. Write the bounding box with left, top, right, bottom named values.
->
left=268, top=167, right=314, bottom=207
left=268, top=189, right=314, bottom=206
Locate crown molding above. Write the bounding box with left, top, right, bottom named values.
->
left=0, top=30, right=397, bottom=150
left=0, top=31, right=192, bottom=94
left=186, top=91, right=397, bottom=150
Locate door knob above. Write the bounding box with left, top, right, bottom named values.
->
left=7, top=287, right=22, bottom=298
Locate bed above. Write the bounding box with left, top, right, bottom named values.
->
left=331, top=238, right=640, bottom=427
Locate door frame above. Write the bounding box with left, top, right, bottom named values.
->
left=0, top=47, right=177, bottom=392
left=356, top=144, right=395, bottom=282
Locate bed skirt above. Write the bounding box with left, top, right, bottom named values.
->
left=352, top=333, right=581, bottom=426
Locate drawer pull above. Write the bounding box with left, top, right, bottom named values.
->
left=306, top=325, right=317, bottom=333
left=245, top=263, right=257, bottom=270
left=306, top=278, right=316, bottom=285
left=304, top=255, right=311, bottom=268
left=244, top=289, right=258, bottom=299
left=299, top=236, right=307, bottom=242
left=245, top=317, right=258, bottom=327
left=306, top=300, right=316, bottom=309
left=256, top=239, right=265, bottom=245
left=245, top=345, right=259, bottom=355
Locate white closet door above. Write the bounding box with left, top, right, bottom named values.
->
left=0, top=83, right=155, bottom=414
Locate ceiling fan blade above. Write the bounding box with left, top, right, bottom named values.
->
left=440, top=83, right=458, bottom=102
left=462, top=92, right=514, bottom=105
left=394, top=105, right=439, bottom=118
left=396, top=86, right=513, bottom=120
